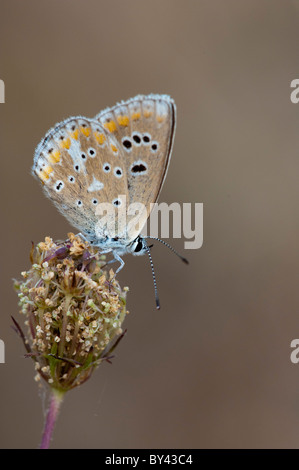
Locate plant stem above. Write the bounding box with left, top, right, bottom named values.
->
left=40, top=389, right=64, bottom=449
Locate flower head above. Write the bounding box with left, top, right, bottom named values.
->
left=14, top=233, right=128, bottom=392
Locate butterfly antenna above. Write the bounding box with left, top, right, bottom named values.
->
left=145, top=244, right=160, bottom=310
left=145, top=236, right=189, bottom=264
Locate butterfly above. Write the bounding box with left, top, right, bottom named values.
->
left=32, top=94, right=187, bottom=308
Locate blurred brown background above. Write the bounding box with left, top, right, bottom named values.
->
left=1, top=0, right=299, bottom=449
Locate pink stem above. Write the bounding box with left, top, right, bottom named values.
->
left=40, top=389, right=64, bottom=449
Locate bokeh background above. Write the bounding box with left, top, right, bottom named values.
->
left=1, top=0, right=299, bottom=449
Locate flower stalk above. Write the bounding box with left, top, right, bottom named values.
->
left=40, top=389, right=64, bottom=449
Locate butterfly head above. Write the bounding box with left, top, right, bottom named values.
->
left=129, top=236, right=148, bottom=256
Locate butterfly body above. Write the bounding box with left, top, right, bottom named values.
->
left=78, top=233, right=148, bottom=258
left=32, top=94, right=176, bottom=263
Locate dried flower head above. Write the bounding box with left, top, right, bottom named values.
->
left=14, top=233, right=128, bottom=392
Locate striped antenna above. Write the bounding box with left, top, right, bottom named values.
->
left=145, top=243, right=160, bottom=310
left=145, top=236, right=189, bottom=264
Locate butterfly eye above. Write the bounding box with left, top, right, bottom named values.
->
left=133, top=238, right=144, bottom=253
left=132, top=133, right=142, bottom=146
left=142, top=133, right=151, bottom=144
left=114, top=167, right=123, bottom=178
left=151, top=141, right=159, bottom=153
left=103, top=163, right=111, bottom=173
left=54, top=181, right=64, bottom=192
left=68, top=176, right=75, bottom=183
left=88, top=148, right=96, bottom=157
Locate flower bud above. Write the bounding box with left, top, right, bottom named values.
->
left=14, top=233, right=128, bottom=392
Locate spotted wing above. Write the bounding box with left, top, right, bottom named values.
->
left=95, top=94, right=176, bottom=241
left=32, top=117, right=130, bottom=241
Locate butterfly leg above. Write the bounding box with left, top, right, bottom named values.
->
left=105, top=253, right=125, bottom=292
left=74, top=232, right=103, bottom=248
left=113, top=252, right=125, bottom=275
left=74, top=232, right=89, bottom=243
left=97, top=250, right=124, bottom=290
left=103, top=259, right=118, bottom=266
left=99, top=250, right=125, bottom=274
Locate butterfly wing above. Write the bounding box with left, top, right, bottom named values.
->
left=95, top=94, right=176, bottom=241
left=32, top=116, right=130, bottom=242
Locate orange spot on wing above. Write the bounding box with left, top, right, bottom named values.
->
left=104, top=121, right=117, bottom=133
left=39, top=169, right=50, bottom=182
left=60, top=138, right=71, bottom=149
left=81, top=126, right=91, bottom=137
left=110, top=144, right=118, bottom=153
left=143, top=110, right=153, bottom=118
left=94, top=132, right=106, bottom=145
left=71, top=129, right=79, bottom=140
left=156, top=115, right=165, bottom=123
left=38, top=165, right=53, bottom=182
left=131, top=112, right=141, bottom=121
left=44, top=166, right=53, bottom=175
left=117, top=115, right=129, bottom=127
left=48, top=150, right=61, bottom=164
